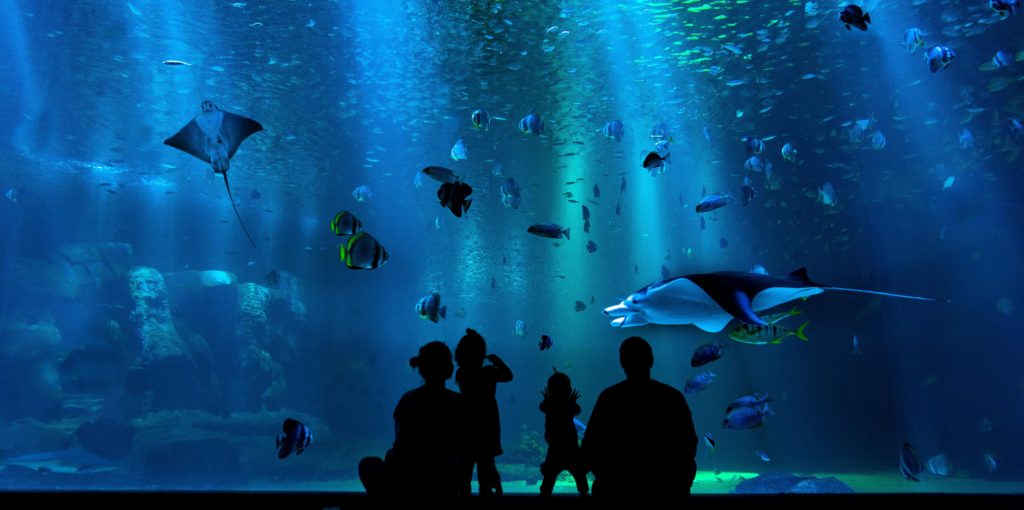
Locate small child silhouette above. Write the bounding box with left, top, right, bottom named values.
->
left=455, top=328, right=513, bottom=496
left=539, top=369, right=589, bottom=497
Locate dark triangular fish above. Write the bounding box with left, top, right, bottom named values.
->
left=164, top=100, right=263, bottom=247
left=615, top=201, right=621, bottom=216
left=899, top=442, right=922, bottom=481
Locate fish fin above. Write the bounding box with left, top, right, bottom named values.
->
left=796, top=321, right=810, bottom=341
left=730, top=289, right=768, bottom=326
left=220, top=112, right=264, bottom=158
left=845, top=24, right=851, bottom=31
left=825, top=286, right=946, bottom=302
left=463, top=199, right=472, bottom=213
left=786, top=267, right=812, bottom=284
left=440, top=306, right=447, bottom=319
left=788, top=305, right=802, bottom=316
left=664, top=151, right=671, bottom=163
left=339, top=242, right=348, bottom=263
left=223, top=173, right=256, bottom=247
left=864, top=12, right=870, bottom=24
left=563, top=228, right=571, bottom=240
left=164, top=118, right=211, bottom=163
left=771, top=339, right=782, bottom=345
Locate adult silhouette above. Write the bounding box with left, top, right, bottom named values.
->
left=581, top=336, right=698, bottom=499
left=359, top=341, right=467, bottom=498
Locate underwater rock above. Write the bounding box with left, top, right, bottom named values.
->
left=125, top=266, right=202, bottom=410
left=0, top=308, right=62, bottom=364
left=58, top=345, right=125, bottom=394
left=789, top=477, right=855, bottom=494
left=236, top=283, right=287, bottom=411
left=734, top=471, right=853, bottom=494
left=14, top=242, right=133, bottom=298
left=0, top=362, right=62, bottom=419
left=75, top=417, right=135, bottom=461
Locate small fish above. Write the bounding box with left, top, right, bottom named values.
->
left=744, top=136, right=765, bottom=155
left=926, top=454, right=953, bottom=477
left=615, top=201, right=621, bottom=216
left=704, top=432, right=716, bottom=452
left=684, top=371, right=717, bottom=395
left=539, top=335, right=554, bottom=351
left=741, top=175, right=756, bottom=207
left=984, top=454, right=998, bottom=473
left=250, top=188, right=261, bottom=200
left=491, top=276, right=497, bottom=290
left=450, top=138, right=468, bottom=161
left=471, top=109, right=490, bottom=130
left=162, top=59, right=193, bottom=66
left=853, top=335, right=863, bottom=355
left=925, top=46, right=955, bottom=73
left=755, top=450, right=771, bottom=462
left=903, top=28, right=925, bottom=55
left=899, top=442, right=923, bottom=481
left=528, top=223, right=570, bottom=240
left=700, top=216, right=706, bottom=230
left=582, top=205, right=590, bottom=221
left=729, top=321, right=809, bottom=345
left=422, top=166, right=459, bottom=184
left=352, top=184, right=373, bottom=202
left=338, top=232, right=389, bottom=270
left=519, top=111, right=544, bottom=136
left=499, top=178, right=521, bottom=209
left=584, top=220, right=591, bottom=234
left=781, top=142, right=797, bottom=163
left=719, top=237, right=728, bottom=249
left=601, top=119, right=624, bottom=142
left=819, top=181, right=836, bottom=206
left=415, top=292, right=446, bottom=323
left=330, top=210, right=363, bottom=237
left=642, top=151, right=670, bottom=176
left=992, top=50, right=1013, bottom=68
left=696, top=193, right=734, bottom=213
left=514, top=320, right=527, bottom=337
left=620, top=177, right=627, bottom=193
left=5, top=187, right=22, bottom=203
left=437, top=181, right=473, bottom=218
left=691, top=342, right=726, bottom=367
left=593, top=184, right=601, bottom=198
left=277, top=418, right=313, bottom=459
left=586, top=240, right=598, bottom=254
left=574, top=300, right=587, bottom=312
left=839, top=4, right=871, bottom=31
left=991, top=0, right=1020, bottom=17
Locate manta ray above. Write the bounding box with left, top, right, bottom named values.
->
left=603, top=267, right=944, bottom=332
left=164, top=100, right=263, bottom=247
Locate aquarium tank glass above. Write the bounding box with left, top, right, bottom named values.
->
left=1, top=0, right=1023, bottom=495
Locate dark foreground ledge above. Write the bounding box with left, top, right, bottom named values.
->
left=0, top=492, right=1022, bottom=509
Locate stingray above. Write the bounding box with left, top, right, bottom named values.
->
left=603, top=267, right=945, bottom=332
left=164, top=100, right=263, bottom=247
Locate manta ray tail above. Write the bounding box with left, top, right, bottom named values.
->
left=222, top=173, right=256, bottom=247
left=826, top=287, right=948, bottom=303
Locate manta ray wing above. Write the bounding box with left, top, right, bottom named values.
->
left=220, top=112, right=264, bottom=159
left=163, top=117, right=211, bottom=163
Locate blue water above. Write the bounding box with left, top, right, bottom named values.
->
left=1, top=0, right=1022, bottom=493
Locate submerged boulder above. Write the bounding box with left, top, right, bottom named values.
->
left=125, top=266, right=204, bottom=410
left=0, top=308, right=62, bottom=364
left=235, top=283, right=286, bottom=411
left=14, top=242, right=133, bottom=298
left=734, top=471, right=854, bottom=494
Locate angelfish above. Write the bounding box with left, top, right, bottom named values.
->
left=164, top=100, right=263, bottom=246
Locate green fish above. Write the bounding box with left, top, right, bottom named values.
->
left=330, top=210, right=362, bottom=236
left=339, top=231, right=388, bottom=270
left=729, top=307, right=809, bottom=345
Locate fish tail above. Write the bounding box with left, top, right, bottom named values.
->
left=826, top=286, right=948, bottom=303
left=864, top=12, right=871, bottom=24
left=440, top=306, right=447, bottom=319
left=223, top=173, right=256, bottom=247
left=796, top=321, right=810, bottom=341
left=339, top=243, right=348, bottom=263
left=563, top=228, right=571, bottom=240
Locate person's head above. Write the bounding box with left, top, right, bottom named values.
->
left=545, top=369, right=572, bottom=397
left=620, top=336, right=654, bottom=380
left=409, top=341, right=453, bottom=385
left=454, top=328, right=486, bottom=367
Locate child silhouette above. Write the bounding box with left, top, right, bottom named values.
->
left=539, top=369, right=589, bottom=497
left=455, top=328, right=513, bottom=496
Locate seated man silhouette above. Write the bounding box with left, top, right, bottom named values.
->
left=359, top=341, right=467, bottom=498
left=581, top=336, right=698, bottom=499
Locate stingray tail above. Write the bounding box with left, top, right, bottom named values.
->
left=826, top=287, right=948, bottom=303
left=222, top=173, right=256, bottom=247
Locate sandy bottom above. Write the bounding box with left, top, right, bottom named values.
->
left=255, top=470, right=1024, bottom=495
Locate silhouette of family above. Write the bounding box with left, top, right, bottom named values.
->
left=359, top=332, right=697, bottom=499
